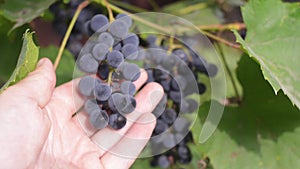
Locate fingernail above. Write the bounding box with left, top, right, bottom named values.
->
left=37, top=58, right=45, bottom=68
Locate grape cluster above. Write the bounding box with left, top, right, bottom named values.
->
left=50, top=0, right=101, bottom=57
left=77, top=13, right=141, bottom=130
left=140, top=35, right=218, bottom=168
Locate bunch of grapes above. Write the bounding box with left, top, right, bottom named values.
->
left=50, top=0, right=102, bottom=57
left=77, top=13, right=141, bottom=130
left=70, top=7, right=218, bottom=168
left=139, top=35, right=218, bottom=168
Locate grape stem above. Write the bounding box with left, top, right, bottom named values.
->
left=54, top=1, right=89, bottom=70
left=203, top=30, right=241, bottom=49
left=198, top=23, right=246, bottom=31
left=215, top=42, right=241, bottom=104
left=107, top=70, right=113, bottom=85
left=104, top=0, right=115, bottom=22
left=176, top=2, right=208, bottom=15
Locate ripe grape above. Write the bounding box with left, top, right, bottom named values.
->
left=98, top=32, right=114, bottom=47
left=121, top=63, right=141, bottom=81
left=89, top=108, right=109, bottom=129
left=120, top=81, right=136, bottom=95
left=108, top=112, right=127, bottom=130
left=94, top=82, right=112, bottom=101
left=116, top=13, right=132, bottom=28
left=157, top=155, right=170, bottom=168
left=90, top=14, right=109, bottom=32
left=92, top=43, right=109, bottom=61
left=122, top=44, right=138, bottom=60
left=109, top=20, right=128, bottom=38
left=78, top=76, right=98, bottom=97
left=77, top=53, right=99, bottom=73
left=84, top=99, right=99, bottom=115
left=107, top=50, right=124, bottom=68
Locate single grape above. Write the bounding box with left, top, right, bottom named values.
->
left=197, top=82, right=206, bottom=94
left=84, top=99, right=99, bottom=115
left=107, top=50, right=124, bottom=68
left=97, top=62, right=110, bottom=80
left=206, top=63, right=218, bottom=77
left=173, top=49, right=188, bottom=62
left=83, top=20, right=92, bottom=35
left=121, top=44, right=138, bottom=60
left=122, top=33, right=139, bottom=46
left=161, top=108, right=177, bottom=125
left=173, top=117, right=190, bottom=133
left=160, top=79, right=171, bottom=92
left=94, top=82, right=112, bottom=101
left=177, top=145, right=192, bottom=164
left=108, top=92, right=121, bottom=111
left=114, top=93, right=136, bottom=114
left=98, top=32, right=114, bottom=47
left=116, top=13, right=132, bottom=28
left=109, top=19, right=128, bottom=38
left=108, top=112, right=127, bottom=130
left=120, top=81, right=136, bottom=95
left=92, top=43, right=109, bottom=61
left=154, top=119, right=168, bottom=135
left=161, top=55, right=178, bottom=70
left=77, top=53, right=99, bottom=73
left=121, top=63, right=141, bottom=81
left=186, top=98, right=199, bottom=113
left=78, top=76, right=99, bottom=97
left=67, top=41, right=82, bottom=57
left=89, top=109, right=109, bottom=129
left=90, top=14, right=109, bottom=32
left=162, top=133, right=176, bottom=148
left=157, top=155, right=170, bottom=168
left=171, top=75, right=187, bottom=91
left=146, top=35, right=157, bottom=46
left=169, top=91, right=181, bottom=103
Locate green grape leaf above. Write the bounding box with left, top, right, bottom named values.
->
left=233, top=0, right=300, bottom=108
left=191, top=56, right=300, bottom=169
left=39, top=46, right=75, bottom=86
left=0, top=0, right=55, bottom=31
left=0, top=15, right=26, bottom=85
left=0, top=29, right=39, bottom=93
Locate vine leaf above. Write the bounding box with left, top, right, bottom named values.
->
left=192, top=56, right=300, bottom=169
left=39, top=46, right=75, bottom=86
left=233, top=0, right=300, bottom=108
left=0, top=0, right=55, bottom=31
left=0, top=29, right=39, bottom=93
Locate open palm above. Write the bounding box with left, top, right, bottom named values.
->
left=0, top=58, right=163, bottom=169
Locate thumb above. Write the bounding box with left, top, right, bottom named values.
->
left=7, top=58, right=56, bottom=107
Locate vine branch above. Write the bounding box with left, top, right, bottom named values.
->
left=104, top=0, right=115, bottom=22
left=54, top=1, right=89, bottom=70
left=198, top=22, right=246, bottom=31
left=202, top=30, right=241, bottom=49
left=215, top=42, right=241, bottom=103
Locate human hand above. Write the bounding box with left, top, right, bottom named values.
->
left=0, top=58, right=163, bottom=169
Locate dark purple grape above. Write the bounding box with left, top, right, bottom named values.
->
left=90, top=14, right=109, bottom=32
left=94, top=82, right=112, bottom=101
left=107, top=50, right=124, bottom=68
left=108, top=112, right=127, bottom=130
left=89, top=109, right=109, bottom=129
